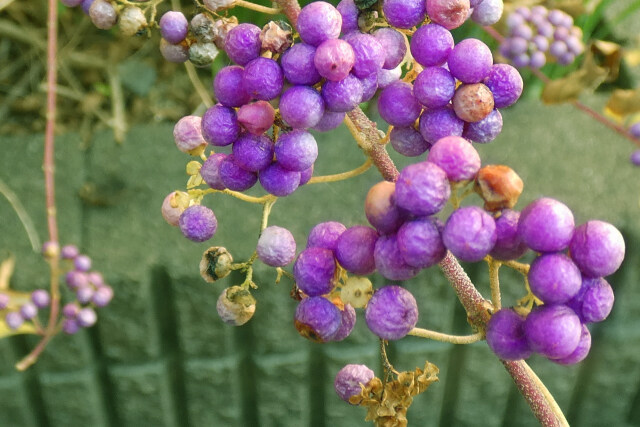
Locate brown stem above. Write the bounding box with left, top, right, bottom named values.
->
left=273, top=0, right=301, bottom=27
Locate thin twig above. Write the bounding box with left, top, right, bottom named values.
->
left=184, top=61, right=214, bottom=108
left=307, top=158, right=373, bottom=184
left=486, top=256, right=502, bottom=311
left=408, top=328, right=484, bottom=344
left=107, top=65, right=127, bottom=143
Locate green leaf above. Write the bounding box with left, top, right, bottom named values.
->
left=117, top=59, right=157, bottom=97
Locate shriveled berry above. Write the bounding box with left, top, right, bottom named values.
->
left=475, top=165, right=524, bottom=211
left=334, top=364, right=375, bottom=403
left=199, top=246, right=234, bottom=282
left=294, top=296, right=341, bottom=342
left=453, top=83, right=495, bottom=123
left=335, top=226, right=379, bottom=276
left=443, top=206, right=497, bottom=262
left=374, top=234, right=420, bottom=280
left=217, top=286, right=256, bottom=326
left=257, top=226, right=297, bottom=267
left=395, top=162, right=450, bottom=216
left=365, top=285, right=418, bottom=340
left=427, top=136, right=481, bottom=182
left=179, top=205, right=218, bottom=242
left=293, top=247, right=336, bottom=297
left=307, top=221, right=347, bottom=252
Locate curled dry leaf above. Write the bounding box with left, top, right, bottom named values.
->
left=541, top=49, right=608, bottom=104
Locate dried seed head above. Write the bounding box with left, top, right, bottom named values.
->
left=119, top=6, right=147, bottom=36
left=260, top=21, right=293, bottom=54
left=340, top=276, right=373, bottom=308
left=475, top=165, right=524, bottom=211
left=200, top=246, right=234, bottom=283
left=216, top=286, right=256, bottom=325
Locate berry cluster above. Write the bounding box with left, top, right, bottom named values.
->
left=60, top=245, right=114, bottom=334
left=628, top=123, right=640, bottom=166
left=1, top=289, right=51, bottom=331
left=61, top=0, right=148, bottom=35
left=500, top=6, right=585, bottom=68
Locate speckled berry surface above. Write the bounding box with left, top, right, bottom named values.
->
left=365, top=285, right=418, bottom=340
left=486, top=308, right=531, bottom=360
left=256, top=226, right=297, bottom=267
left=293, top=247, right=336, bottom=296
left=569, top=220, right=625, bottom=278
left=334, top=364, right=375, bottom=402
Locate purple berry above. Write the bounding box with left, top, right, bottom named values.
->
left=374, top=234, right=420, bottom=281
left=395, top=162, right=450, bottom=216
left=159, top=38, right=188, bottom=63
left=87, top=272, right=104, bottom=286
left=242, top=57, right=284, bottom=101
left=61, top=244, right=79, bottom=259
left=202, top=105, right=240, bottom=146
left=334, top=364, right=375, bottom=402
left=63, top=303, right=80, bottom=319
left=307, top=221, right=347, bottom=252
left=528, top=253, right=582, bottom=304
left=552, top=324, right=591, bottom=365
left=19, top=302, right=38, bottom=320
left=224, top=23, right=262, bottom=65
left=66, top=271, right=89, bottom=289
left=293, top=247, right=336, bottom=297
left=89, top=0, right=117, bottom=30
left=337, top=0, right=359, bottom=33
left=365, top=285, right=418, bottom=340
left=74, top=255, right=92, bottom=272
left=219, top=155, right=258, bottom=191
left=346, top=33, right=385, bottom=79
left=300, top=165, right=314, bottom=185
left=569, top=220, right=625, bottom=278
left=76, top=286, right=95, bottom=304
left=335, top=226, right=379, bottom=275
left=567, top=277, right=614, bottom=323
left=0, top=293, right=9, bottom=310
left=383, top=0, right=426, bottom=29
left=279, top=86, right=325, bottom=129
left=275, top=130, right=318, bottom=172
left=31, top=290, right=50, bottom=309
left=93, top=286, right=114, bottom=307
left=397, top=218, right=446, bottom=269
left=389, top=127, right=430, bottom=157
left=313, top=39, right=355, bottom=82
left=378, top=82, right=422, bottom=127
left=5, top=312, right=23, bottom=330
left=213, top=66, right=252, bottom=108
left=174, top=116, right=206, bottom=153
left=413, top=67, right=456, bottom=109
left=373, top=28, right=407, bottom=70
left=490, top=209, right=528, bottom=261
left=294, top=296, right=341, bottom=342
left=359, top=73, right=378, bottom=102
left=486, top=308, right=531, bottom=360
left=443, top=206, right=497, bottom=262
left=426, top=0, right=471, bottom=30
left=312, top=111, right=346, bottom=132
left=232, top=133, right=274, bottom=172
left=63, top=318, right=80, bottom=334
left=200, top=153, right=228, bottom=190
left=322, top=74, right=363, bottom=113
left=296, top=2, right=342, bottom=47
left=484, top=64, right=523, bottom=109
left=518, top=198, right=575, bottom=252
left=378, top=67, right=402, bottom=88
left=524, top=304, right=582, bottom=359
left=257, top=226, right=297, bottom=267
left=463, top=109, right=503, bottom=143
left=471, top=0, right=504, bottom=26
left=259, top=163, right=301, bottom=197
left=419, top=107, right=465, bottom=144
left=280, top=43, right=322, bottom=85
left=410, top=24, right=454, bottom=67
left=159, top=11, right=188, bottom=44
left=427, top=136, right=481, bottom=181
left=179, top=205, right=218, bottom=242
left=77, top=307, right=98, bottom=327
left=364, top=181, right=405, bottom=235
left=448, top=39, right=493, bottom=84
left=331, top=303, right=357, bottom=341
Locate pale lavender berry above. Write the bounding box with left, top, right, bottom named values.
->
left=410, top=24, right=454, bottom=67
left=179, top=205, right=218, bottom=242
left=76, top=286, right=95, bottom=305
left=200, top=153, right=228, bottom=191
left=242, top=57, right=284, bottom=101
left=511, top=24, right=533, bottom=40
left=524, top=305, right=582, bottom=359
left=0, top=293, right=9, bottom=310
left=532, top=35, right=549, bottom=52
left=486, top=308, right=531, bottom=360
left=63, top=318, right=80, bottom=334
left=337, top=0, right=359, bottom=33
left=219, top=155, right=258, bottom=191
left=74, top=255, right=92, bottom=272
left=413, top=67, right=456, bottom=109
left=77, top=307, right=98, bottom=327
left=93, top=286, right=114, bottom=307
left=159, top=11, right=188, bottom=44
left=314, top=39, right=355, bottom=82
left=334, top=364, right=375, bottom=402
left=448, top=39, right=493, bottom=84
left=302, top=166, right=316, bottom=184
left=630, top=150, right=640, bottom=166
left=365, top=285, right=418, bottom=340
left=41, top=241, right=59, bottom=258
left=61, top=0, right=83, bottom=6
left=279, top=86, right=325, bottom=129
left=297, top=2, right=342, bottom=46
left=275, top=130, right=318, bottom=172
left=63, top=303, right=80, bottom=319
left=378, top=82, right=422, bottom=127
left=427, top=0, right=471, bottom=29
left=397, top=218, right=446, bottom=269
left=31, top=290, right=51, bottom=309
left=162, top=191, right=187, bottom=225
left=549, top=40, right=567, bottom=58
left=335, top=226, right=379, bottom=275
left=471, top=0, right=504, bottom=25
left=259, top=163, right=301, bottom=197
left=490, top=209, right=528, bottom=261
left=312, top=111, right=345, bottom=132
left=383, top=0, right=426, bottom=29
left=569, top=220, right=625, bottom=278
left=280, top=43, right=322, bottom=85
left=213, top=66, right=252, bottom=108
left=160, top=38, right=189, bottom=63
left=484, top=64, right=523, bottom=108
left=174, top=116, right=206, bottom=153
left=232, top=134, right=274, bottom=172
left=66, top=271, right=89, bottom=289
left=552, top=324, right=591, bottom=365
left=322, top=74, right=363, bottom=113
left=529, top=51, right=547, bottom=69
left=374, top=234, right=420, bottom=281
left=389, top=127, right=430, bottom=157
left=224, top=23, right=262, bottom=65
left=237, top=101, right=275, bottom=135
left=443, top=206, right=497, bottom=262
left=373, top=28, right=407, bottom=70
left=359, top=73, right=378, bottom=102
left=89, top=0, right=117, bottom=30
left=395, top=162, right=450, bottom=216
left=518, top=198, right=575, bottom=252
left=377, top=67, right=402, bottom=88
left=463, top=109, right=503, bottom=143
left=346, top=34, right=385, bottom=79
left=365, top=181, right=405, bottom=234
left=419, top=107, right=465, bottom=144
left=81, top=0, right=94, bottom=15
left=88, top=272, right=104, bottom=286
left=295, top=296, right=341, bottom=342
left=20, top=302, right=38, bottom=320
left=427, top=136, right=481, bottom=181
left=307, top=222, right=347, bottom=252
left=528, top=253, right=582, bottom=304
left=567, top=277, right=614, bottom=323
left=257, top=226, right=297, bottom=267
left=61, top=244, right=79, bottom=259
left=331, top=304, right=356, bottom=341
left=6, top=312, right=24, bottom=330
left=202, top=105, right=240, bottom=146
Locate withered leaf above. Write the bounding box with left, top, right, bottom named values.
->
left=541, top=49, right=608, bottom=104
left=592, top=40, right=622, bottom=82
left=605, top=88, right=640, bottom=120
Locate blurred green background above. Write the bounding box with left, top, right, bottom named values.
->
left=1, top=0, right=640, bottom=426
